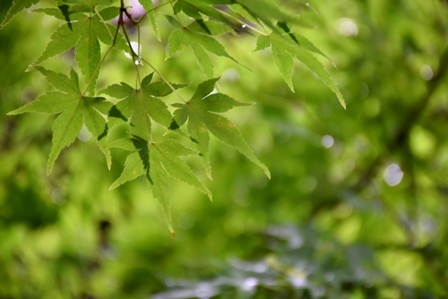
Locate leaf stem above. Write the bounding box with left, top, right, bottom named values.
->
left=168, top=0, right=183, bottom=26
left=141, top=57, right=188, bottom=103
left=94, top=7, right=113, bottom=42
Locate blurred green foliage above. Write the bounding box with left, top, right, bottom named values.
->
left=1, top=0, right=448, bottom=298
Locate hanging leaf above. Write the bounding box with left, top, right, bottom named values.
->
left=167, top=18, right=237, bottom=78
left=109, top=138, right=149, bottom=190
left=271, top=37, right=294, bottom=91
left=254, top=35, right=270, bottom=51
left=139, top=0, right=160, bottom=40
left=175, top=0, right=237, bottom=28
left=172, top=78, right=270, bottom=179
left=277, top=21, right=331, bottom=60
left=30, top=8, right=127, bottom=93
left=151, top=139, right=212, bottom=235
left=255, top=30, right=346, bottom=109
left=7, top=67, right=112, bottom=173
left=0, top=0, right=40, bottom=29
left=1, top=0, right=350, bottom=237
left=109, top=135, right=211, bottom=235
left=101, top=73, right=187, bottom=140
left=235, top=0, right=299, bottom=30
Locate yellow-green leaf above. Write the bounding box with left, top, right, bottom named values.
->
left=0, top=0, right=40, bottom=29
left=269, top=33, right=346, bottom=109
left=8, top=68, right=112, bottom=173
left=173, top=78, right=270, bottom=179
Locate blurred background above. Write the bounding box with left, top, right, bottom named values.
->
left=1, top=0, right=448, bottom=298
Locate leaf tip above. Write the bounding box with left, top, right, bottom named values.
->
left=170, top=230, right=176, bottom=238
left=256, top=161, right=271, bottom=179
left=338, top=96, right=347, bottom=110
left=46, top=163, right=54, bottom=176
left=205, top=165, right=213, bottom=181
left=264, top=168, right=271, bottom=180
left=104, top=155, right=112, bottom=170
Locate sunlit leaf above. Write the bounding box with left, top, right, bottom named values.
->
left=30, top=10, right=126, bottom=92
left=0, top=0, right=40, bottom=29
left=8, top=67, right=110, bottom=173
left=150, top=139, right=212, bottom=235
left=176, top=0, right=236, bottom=28
left=254, top=35, right=271, bottom=51
left=110, top=136, right=210, bottom=235
left=271, top=37, right=294, bottom=91
left=101, top=74, right=186, bottom=139
left=150, top=140, right=211, bottom=199
left=264, top=33, right=346, bottom=109
left=109, top=150, right=147, bottom=190
left=235, top=0, right=298, bottom=30
left=167, top=19, right=237, bottom=78
left=172, top=78, right=270, bottom=179
left=139, top=0, right=160, bottom=40
left=277, top=22, right=331, bottom=60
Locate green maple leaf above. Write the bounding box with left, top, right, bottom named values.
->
left=109, top=137, right=149, bottom=190
left=166, top=18, right=237, bottom=78
left=235, top=0, right=298, bottom=30
left=255, top=28, right=346, bottom=109
left=174, top=0, right=236, bottom=27
left=229, top=4, right=261, bottom=26
left=30, top=8, right=126, bottom=94
left=0, top=0, right=40, bottom=29
left=171, top=78, right=270, bottom=180
left=276, top=22, right=331, bottom=60
left=138, top=0, right=160, bottom=40
left=7, top=67, right=112, bottom=173
left=150, top=139, right=212, bottom=235
left=101, top=73, right=187, bottom=141
left=109, top=136, right=211, bottom=236
left=59, top=0, right=113, bottom=6
left=33, top=5, right=119, bottom=26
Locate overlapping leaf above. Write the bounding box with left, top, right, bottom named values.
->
left=166, top=18, right=236, bottom=78
left=8, top=67, right=112, bottom=173
left=150, top=139, right=212, bottom=235
left=238, top=0, right=297, bottom=22
left=139, top=0, right=160, bottom=40
left=171, top=78, right=270, bottom=179
left=1, top=0, right=349, bottom=235
left=109, top=136, right=211, bottom=236
left=0, top=0, right=40, bottom=29
left=30, top=7, right=126, bottom=94
left=101, top=73, right=187, bottom=140
left=60, top=0, right=113, bottom=6
left=174, top=0, right=295, bottom=23
left=173, top=0, right=236, bottom=27
left=109, top=137, right=149, bottom=190
left=222, top=2, right=296, bottom=37
left=255, top=27, right=346, bottom=109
